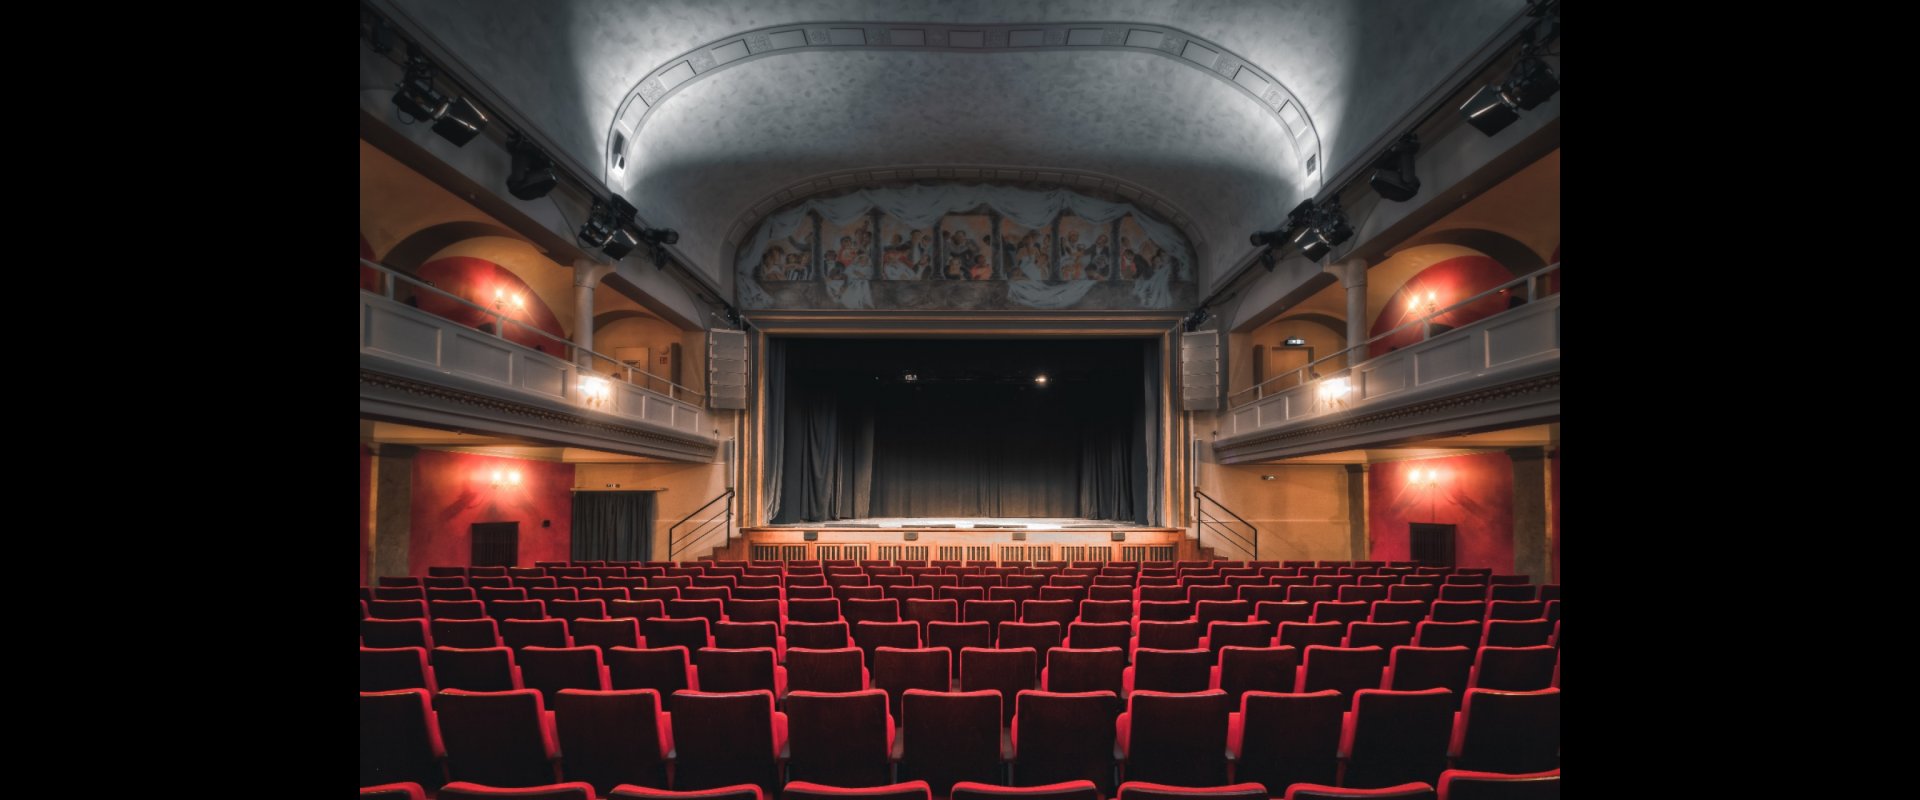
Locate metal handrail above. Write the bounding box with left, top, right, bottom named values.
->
left=1229, top=261, right=1561, bottom=407
left=1194, top=489, right=1258, bottom=559
left=360, top=258, right=708, bottom=405
left=668, top=488, right=735, bottom=560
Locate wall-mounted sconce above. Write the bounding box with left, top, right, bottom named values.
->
left=1317, top=376, right=1351, bottom=407
left=1406, top=466, right=1442, bottom=487
left=491, top=469, right=523, bottom=487
left=579, top=375, right=612, bottom=409
left=492, top=288, right=526, bottom=314
left=1407, top=289, right=1439, bottom=318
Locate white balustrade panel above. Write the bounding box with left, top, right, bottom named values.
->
left=1225, top=295, right=1559, bottom=439
left=361, top=293, right=711, bottom=439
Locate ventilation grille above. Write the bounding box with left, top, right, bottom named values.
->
left=876, top=545, right=930, bottom=561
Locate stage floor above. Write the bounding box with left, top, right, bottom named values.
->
left=764, top=517, right=1152, bottom=530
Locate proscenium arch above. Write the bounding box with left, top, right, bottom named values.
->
left=607, top=21, right=1322, bottom=187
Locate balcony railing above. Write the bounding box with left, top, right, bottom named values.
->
left=1219, top=263, right=1559, bottom=442
left=360, top=259, right=713, bottom=440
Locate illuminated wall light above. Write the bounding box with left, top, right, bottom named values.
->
left=1318, top=377, right=1351, bottom=400
left=508, top=470, right=523, bottom=486
left=579, top=375, right=612, bottom=409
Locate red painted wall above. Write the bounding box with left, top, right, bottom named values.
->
left=360, top=444, right=373, bottom=584
left=1369, top=452, right=1514, bottom=572
left=409, top=450, right=574, bottom=573
left=1551, top=448, right=1560, bottom=582
left=1370, top=255, right=1515, bottom=354
left=414, top=257, right=568, bottom=355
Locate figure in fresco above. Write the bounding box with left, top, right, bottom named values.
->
left=785, top=252, right=808, bottom=280
left=1133, top=248, right=1173, bottom=308
left=882, top=233, right=922, bottom=280
left=943, top=253, right=967, bottom=280
left=1118, top=238, right=1142, bottom=279
left=1088, top=233, right=1114, bottom=281
left=968, top=251, right=994, bottom=280
left=910, top=230, right=933, bottom=276
left=759, top=247, right=788, bottom=282
left=1011, top=240, right=1043, bottom=282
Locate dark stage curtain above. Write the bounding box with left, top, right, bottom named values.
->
left=762, top=338, right=787, bottom=522
left=572, top=491, right=653, bottom=561
left=772, top=340, right=1151, bottom=523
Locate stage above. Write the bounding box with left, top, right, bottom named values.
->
left=730, top=518, right=1203, bottom=563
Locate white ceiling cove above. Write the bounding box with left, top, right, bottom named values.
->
left=385, top=0, right=1524, bottom=293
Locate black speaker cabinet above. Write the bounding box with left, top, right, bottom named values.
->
left=1012, top=530, right=1027, bottom=541
left=1111, top=531, right=1127, bottom=541
left=803, top=530, right=818, bottom=541
left=904, top=531, right=918, bottom=541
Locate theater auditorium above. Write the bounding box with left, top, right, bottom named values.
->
left=359, top=2, right=1562, bottom=799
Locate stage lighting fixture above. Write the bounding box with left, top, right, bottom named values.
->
left=1368, top=133, right=1421, bottom=202
left=1249, top=226, right=1293, bottom=249
left=638, top=228, right=680, bottom=246
left=602, top=226, right=641, bottom=261
left=391, top=54, right=488, bottom=146
left=1291, top=199, right=1353, bottom=262
left=578, top=199, right=619, bottom=249
left=1034, top=374, right=1049, bottom=385
left=1460, top=56, right=1558, bottom=137
left=506, top=137, right=558, bottom=200
left=903, top=372, right=919, bottom=382
left=1283, top=337, right=1307, bottom=347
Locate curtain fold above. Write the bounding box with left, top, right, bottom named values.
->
left=762, top=339, right=786, bottom=523
left=570, top=491, right=653, bottom=562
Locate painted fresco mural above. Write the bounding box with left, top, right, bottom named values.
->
left=737, top=183, right=1199, bottom=311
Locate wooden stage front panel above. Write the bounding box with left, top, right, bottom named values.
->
left=733, top=527, right=1198, bottom=563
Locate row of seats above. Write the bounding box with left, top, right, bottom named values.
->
left=362, top=684, right=1560, bottom=796
left=417, top=560, right=1465, bottom=572
left=363, top=596, right=1562, bottom=631
left=362, top=642, right=1561, bottom=713
left=386, top=567, right=1528, bottom=581
left=364, top=771, right=1560, bottom=800
left=364, top=611, right=1560, bottom=657
left=364, top=581, right=1558, bottom=604
left=373, top=574, right=1550, bottom=594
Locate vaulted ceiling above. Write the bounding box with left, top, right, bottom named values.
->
left=383, top=0, right=1524, bottom=293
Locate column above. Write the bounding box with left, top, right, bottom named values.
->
left=1345, top=464, right=1369, bottom=560
left=1508, top=447, right=1551, bottom=582
left=573, top=259, right=614, bottom=369
left=1338, top=257, right=1369, bottom=366
left=371, top=444, right=418, bottom=581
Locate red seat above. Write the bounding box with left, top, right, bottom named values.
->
left=1134, top=620, right=1202, bottom=652
left=784, top=690, right=897, bottom=787
left=503, top=619, right=573, bottom=650
left=1042, top=647, right=1125, bottom=695
left=1482, top=620, right=1552, bottom=648
left=372, top=600, right=430, bottom=620
left=929, top=622, right=994, bottom=676
left=1201, top=621, right=1274, bottom=657
left=1450, top=689, right=1559, bottom=774
left=1337, top=585, right=1389, bottom=604
left=961, top=647, right=1038, bottom=725
left=785, top=781, right=930, bottom=800
left=641, top=617, right=713, bottom=653
left=552, top=688, right=671, bottom=794
left=1114, top=782, right=1267, bottom=800
left=1469, top=646, right=1557, bottom=691
left=362, top=646, right=437, bottom=693
left=997, top=622, right=1065, bottom=678
left=1428, top=602, right=1485, bottom=623
left=377, top=586, right=428, bottom=602
left=714, top=621, right=786, bottom=661
left=846, top=598, right=903, bottom=625
left=432, top=599, right=489, bottom=620
left=1297, top=646, right=1387, bottom=696
left=874, top=647, right=953, bottom=717
left=1115, top=690, right=1232, bottom=786
left=1011, top=690, right=1120, bottom=794
left=491, top=600, right=549, bottom=622
left=1077, top=600, right=1133, bottom=624
left=549, top=599, right=606, bottom=622
left=436, top=689, right=562, bottom=788
left=1255, top=601, right=1313, bottom=626
left=1195, top=600, right=1253, bottom=632
left=1342, top=689, right=1454, bottom=789
left=1384, top=647, right=1473, bottom=703
left=433, top=646, right=523, bottom=692
left=1123, top=648, right=1213, bottom=695
left=667, top=598, right=725, bottom=625
left=360, top=689, right=445, bottom=790
left=610, top=599, right=668, bottom=621
left=606, top=646, right=698, bottom=695
left=896, top=690, right=1006, bottom=797
left=1436, top=770, right=1559, bottom=800
left=906, top=598, right=961, bottom=637
left=1277, top=622, right=1344, bottom=652
left=670, top=690, right=787, bottom=793
left=1283, top=784, right=1436, bottom=799
left=572, top=618, right=644, bottom=652
left=518, top=646, right=610, bottom=699
left=1067, top=621, right=1133, bottom=654
left=439, top=782, right=597, bottom=799
left=695, top=647, right=786, bottom=695
left=1227, top=689, right=1344, bottom=794
left=855, top=620, right=923, bottom=667
left=364, top=618, right=433, bottom=649
left=1210, top=646, right=1299, bottom=706
left=1021, top=599, right=1078, bottom=627
left=1368, top=601, right=1428, bottom=625
left=1414, top=621, right=1482, bottom=651
left=361, top=783, right=427, bottom=800
left=787, top=620, right=853, bottom=650
left=786, top=646, right=869, bottom=694
left=951, top=780, right=1099, bottom=800
left=1345, top=622, right=1416, bottom=651
left=528, top=587, right=579, bottom=605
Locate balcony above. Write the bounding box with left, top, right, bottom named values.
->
left=1212, top=264, right=1559, bottom=464
left=359, top=261, right=718, bottom=461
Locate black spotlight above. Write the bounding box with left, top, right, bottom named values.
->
left=638, top=228, right=680, bottom=246
left=1460, top=56, right=1559, bottom=137
left=392, top=54, right=488, bottom=146
left=506, top=137, right=558, bottom=200
left=1368, top=133, right=1421, bottom=202
left=1291, top=199, right=1353, bottom=262
left=602, top=227, right=641, bottom=260
left=1250, top=198, right=1319, bottom=248
left=1249, top=227, right=1292, bottom=249
left=578, top=199, right=619, bottom=250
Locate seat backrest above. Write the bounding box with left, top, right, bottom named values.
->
left=1203, top=621, right=1273, bottom=656
left=1044, top=647, right=1126, bottom=695
left=1471, top=646, right=1557, bottom=692
left=432, top=646, right=520, bottom=692
left=951, top=780, right=1100, bottom=800
left=1114, top=782, right=1270, bottom=800
left=359, top=689, right=444, bottom=789
left=1482, top=620, right=1553, bottom=648
left=435, top=689, right=557, bottom=788
left=1386, top=646, right=1473, bottom=700
left=371, top=599, right=430, bottom=620
left=1369, top=600, right=1429, bottom=624
left=519, top=646, right=607, bottom=698
left=694, top=647, right=779, bottom=694
left=786, top=620, right=852, bottom=650
left=1130, top=648, right=1213, bottom=694
left=361, top=646, right=435, bottom=693
left=1436, top=769, right=1560, bottom=800
left=1121, top=690, right=1232, bottom=786
left=1067, top=621, right=1132, bottom=651
left=1299, top=645, right=1388, bottom=696
left=727, top=599, right=782, bottom=624
left=959, top=647, right=1037, bottom=724
left=786, top=646, right=868, bottom=693
left=784, top=690, right=895, bottom=787
left=640, top=617, right=711, bottom=653
left=1135, top=620, right=1201, bottom=651
left=1012, top=690, right=1121, bottom=794
left=1277, top=621, right=1346, bottom=651
left=668, top=691, right=781, bottom=792
left=609, top=599, right=667, bottom=621
left=845, top=598, right=902, bottom=624
left=898, top=690, right=1004, bottom=796
left=873, top=647, right=952, bottom=716
left=787, top=597, right=843, bottom=623
left=1455, top=689, right=1560, bottom=774
left=1255, top=601, right=1313, bottom=626
left=1415, top=620, right=1483, bottom=651
left=363, top=618, right=433, bottom=649
left=1346, top=689, right=1456, bottom=789
left=572, top=618, right=643, bottom=651
left=712, top=621, right=780, bottom=651
left=605, top=646, right=692, bottom=695
left=552, top=688, right=668, bottom=795
left=1345, top=621, right=1416, bottom=651
left=1233, top=689, right=1345, bottom=792
left=1214, top=646, right=1299, bottom=705
left=1021, top=599, right=1078, bottom=626
left=502, top=618, right=573, bottom=650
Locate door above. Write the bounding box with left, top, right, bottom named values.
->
left=1408, top=523, right=1456, bottom=568
left=471, top=522, right=520, bottom=567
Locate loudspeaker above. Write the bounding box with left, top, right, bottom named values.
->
left=1111, top=531, right=1127, bottom=542
left=1012, top=531, right=1026, bottom=541
left=904, top=531, right=918, bottom=541
left=1181, top=330, right=1219, bottom=410
left=803, top=530, right=818, bottom=541
left=708, top=330, right=748, bottom=410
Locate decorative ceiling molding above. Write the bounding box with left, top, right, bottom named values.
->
left=608, top=21, right=1321, bottom=186
left=721, top=163, right=1209, bottom=261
